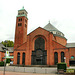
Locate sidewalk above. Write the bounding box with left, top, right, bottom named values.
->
left=0, top=71, right=59, bottom=75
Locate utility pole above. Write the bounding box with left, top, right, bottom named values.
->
left=4, top=40, right=7, bottom=75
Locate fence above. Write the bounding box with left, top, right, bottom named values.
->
left=0, top=66, right=57, bottom=74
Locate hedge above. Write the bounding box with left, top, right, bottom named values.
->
left=0, top=61, right=4, bottom=66
left=57, top=62, right=67, bottom=72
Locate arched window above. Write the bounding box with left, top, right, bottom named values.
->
left=35, top=37, right=45, bottom=50
left=71, top=56, right=74, bottom=59
left=61, top=52, right=64, bottom=62
left=17, top=52, right=20, bottom=64
left=22, top=53, right=25, bottom=65
left=54, top=52, right=58, bottom=65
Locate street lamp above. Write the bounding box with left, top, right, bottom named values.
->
left=64, top=57, right=66, bottom=63
left=4, top=40, right=7, bottom=75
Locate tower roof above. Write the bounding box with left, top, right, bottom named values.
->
left=18, top=6, right=28, bottom=14
left=43, top=22, right=66, bottom=39
left=17, top=7, right=28, bottom=19
left=43, top=22, right=59, bottom=32
left=19, top=6, right=25, bottom=10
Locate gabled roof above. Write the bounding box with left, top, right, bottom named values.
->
left=0, top=43, right=5, bottom=51
left=7, top=47, right=14, bottom=52
left=43, top=22, right=59, bottom=32
left=66, top=43, right=75, bottom=48
left=0, top=43, right=14, bottom=52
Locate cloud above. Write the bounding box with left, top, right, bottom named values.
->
left=0, top=0, right=75, bottom=43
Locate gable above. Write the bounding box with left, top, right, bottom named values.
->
left=28, top=27, right=50, bottom=35
left=27, top=27, right=50, bottom=40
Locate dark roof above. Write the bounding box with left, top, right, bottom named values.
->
left=18, top=7, right=28, bottom=14
left=43, top=22, right=67, bottom=39
left=53, top=34, right=67, bottom=40
left=0, top=43, right=14, bottom=52
left=0, top=43, right=5, bottom=51
left=43, top=22, right=59, bottom=32
left=66, top=43, right=75, bottom=48
left=7, top=47, right=14, bottom=52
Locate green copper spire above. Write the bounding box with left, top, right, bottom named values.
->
left=22, top=6, right=24, bottom=9
left=19, top=6, right=25, bottom=11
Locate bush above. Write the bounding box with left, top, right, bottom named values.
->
left=0, top=61, right=4, bottom=66
left=57, top=62, right=67, bottom=72
left=6, top=59, right=10, bottom=63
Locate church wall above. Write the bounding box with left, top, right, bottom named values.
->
left=55, top=36, right=67, bottom=46
left=13, top=42, right=27, bottom=65
left=13, top=50, right=26, bottom=65
left=26, top=28, right=54, bottom=65
left=49, top=33, right=54, bottom=65
left=69, top=48, right=75, bottom=59
left=54, top=49, right=69, bottom=67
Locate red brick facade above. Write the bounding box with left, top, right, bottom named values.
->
left=13, top=8, right=75, bottom=67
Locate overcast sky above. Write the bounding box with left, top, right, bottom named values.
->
left=0, top=0, right=75, bottom=43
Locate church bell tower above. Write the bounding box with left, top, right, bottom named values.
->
left=14, top=7, right=28, bottom=49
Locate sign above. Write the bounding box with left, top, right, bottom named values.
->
left=6, top=51, right=9, bottom=57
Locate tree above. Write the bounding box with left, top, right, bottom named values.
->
left=1, top=40, right=14, bottom=47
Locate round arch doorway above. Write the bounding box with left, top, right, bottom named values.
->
left=31, top=37, right=47, bottom=65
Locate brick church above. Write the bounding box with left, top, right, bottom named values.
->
left=13, top=7, right=75, bottom=67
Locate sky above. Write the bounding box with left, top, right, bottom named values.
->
left=0, top=0, right=75, bottom=43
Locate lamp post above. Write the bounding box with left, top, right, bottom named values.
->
left=64, top=57, right=66, bottom=63
left=4, top=40, right=7, bottom=75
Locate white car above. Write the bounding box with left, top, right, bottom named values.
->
left=10, top=61, right=13, bottom=65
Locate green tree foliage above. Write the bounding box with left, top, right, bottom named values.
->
left=1, top=40, right=14, bottom=47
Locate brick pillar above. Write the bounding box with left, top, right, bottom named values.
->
left=13, top=51, right=17, bottom=65
left=20, top=52, right=22, bottom=65
left=58, top=51, right=61, bottom=63
left=65, top=49, right=69, bottom=67
left=49, top=33, right=54, bottom=65
left=26, top=36, right=30, bottom=65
